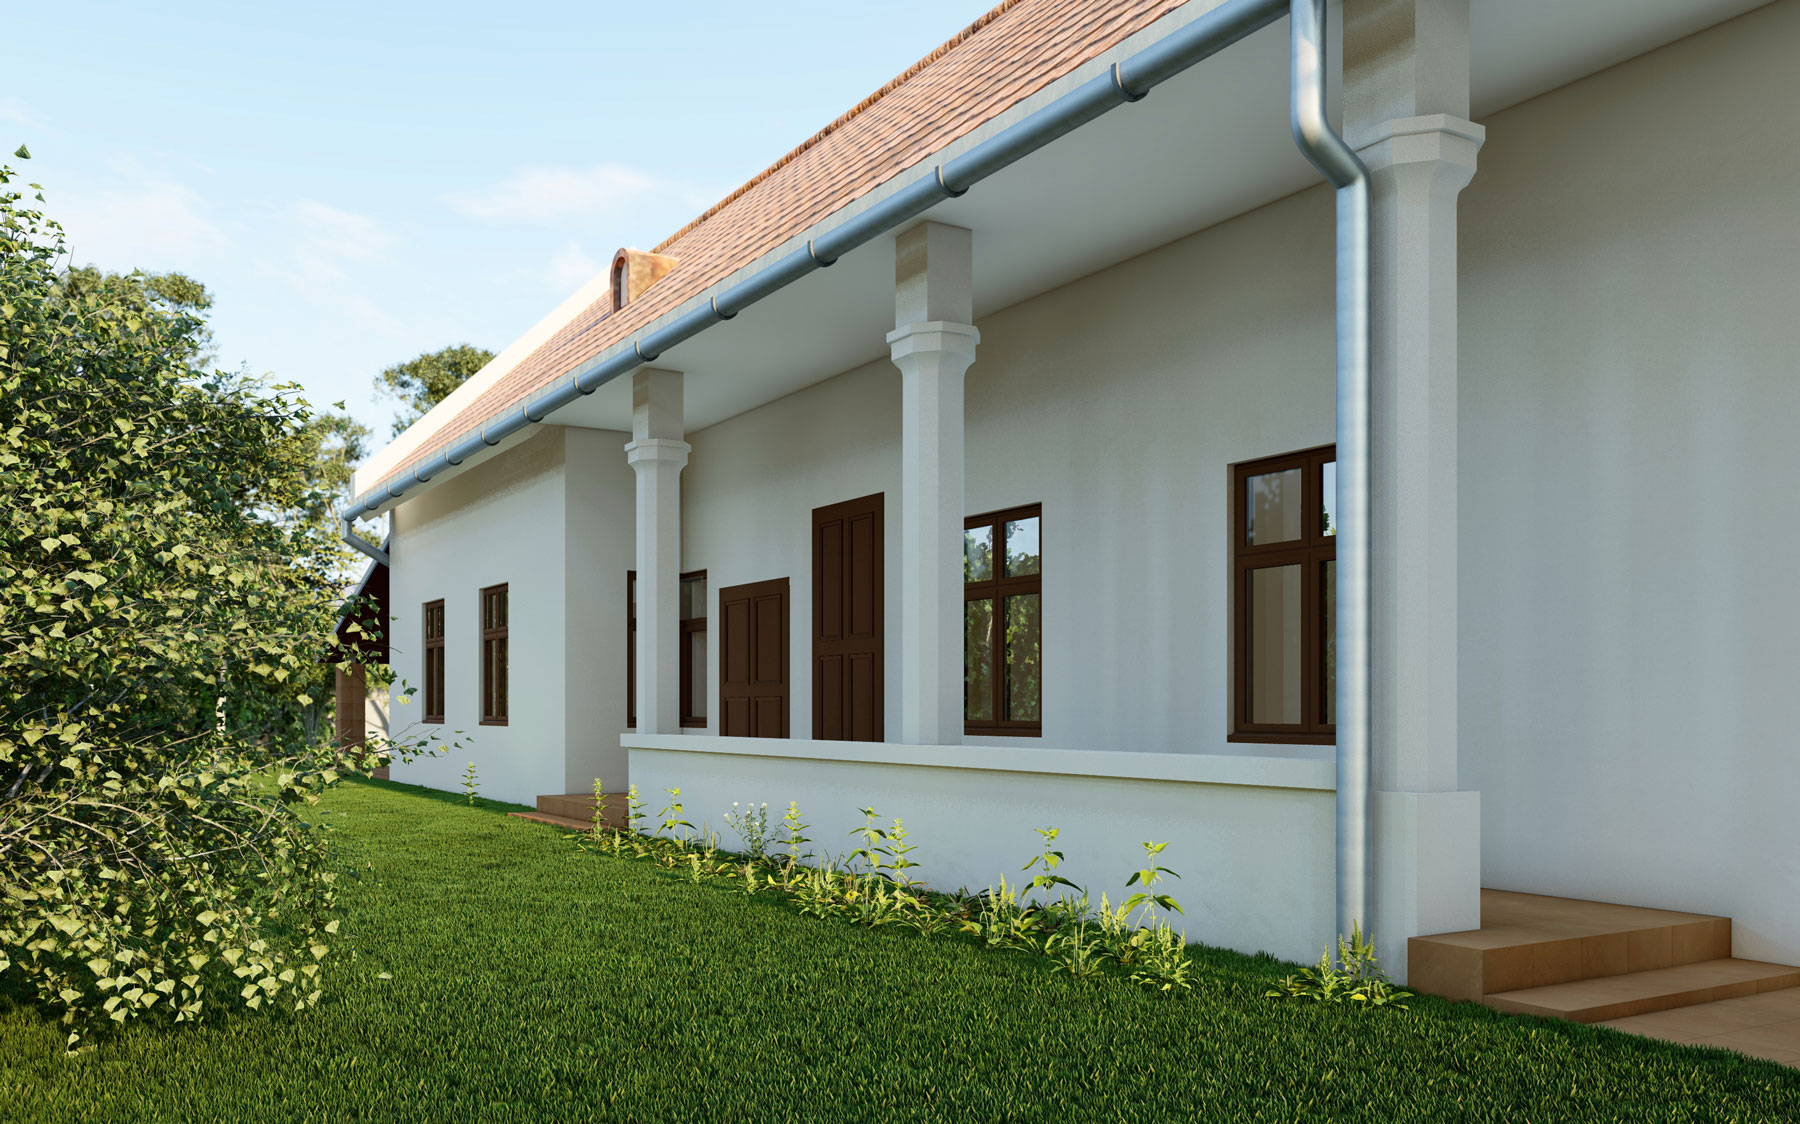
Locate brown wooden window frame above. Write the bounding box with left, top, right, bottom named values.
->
left=627, top=570, right=708, bottom=730
left=679, top=571, right=707, bottom=729
left=422, top=598, right=445, bottom=724
left=1230, top=445, right=1336, bottom=745
left=479, top=583, right=508, bottom=726
left=964, top=503, right=1043, bottom=738
left=626, top=571, right=636, bottom=730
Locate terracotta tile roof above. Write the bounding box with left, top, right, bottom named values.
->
left=371, top=0, right=1191, bottom=498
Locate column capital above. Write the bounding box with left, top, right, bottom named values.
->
left=887, top=320, right=980, bottom=358
left=1354, top=114, right=1485, bottom=178
left=623, top=437, right=691, bottom=468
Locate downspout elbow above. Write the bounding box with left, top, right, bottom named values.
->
left=341, top=511, right=389, bottom=568
left=1288, top=0, right=1365, bottom=191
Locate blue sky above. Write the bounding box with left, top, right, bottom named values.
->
left=6, top=0, right=992, bottom=441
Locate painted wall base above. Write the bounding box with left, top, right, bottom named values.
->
left=1375, top=788, right=1481, bottom=983
left=628, top=741, right=1337, bottom=966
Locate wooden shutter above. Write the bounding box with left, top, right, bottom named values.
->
left=719, top=577, right=788, bottom=738
left=813, top=493, right=884, bottom=741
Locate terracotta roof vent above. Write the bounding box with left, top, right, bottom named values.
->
left=610, top=247, right=679, bottom=312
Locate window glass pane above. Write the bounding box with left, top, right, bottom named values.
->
left=1247, top=468, right=1304, bottom=545
left=1004, top=593, right=1041, bottom=722
left=1324, top=559, right=1336, bottom=726
left=964, top=525, right=993, bottom=582
left=965, top=598, right=994, bottom=721
left=1005, top=516, right=1041, bottom=577
left=1322, top=461, right=1337, bottom=537
left=1248, top=564, right=1303, bottom=724
left=690, top=632, right=708, bottom=720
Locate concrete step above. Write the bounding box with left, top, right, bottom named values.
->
left=534, top=792, right=629, bottom=829
left=1486, top=958, right=1800, bottom=1024
left=1410, top=889, right=1732, bottom=1002
left=509, top=810, right=594, bottom=832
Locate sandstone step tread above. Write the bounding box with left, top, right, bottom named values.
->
left=1486, top=958, right=1800, bottom=1024
left=1419, top=890, right=1729, bottom=951
left=509, top=810, right=594, bottom=832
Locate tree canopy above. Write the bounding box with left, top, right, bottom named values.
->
left=0, top=156, right=436, bottom=1049
left=374, top=343, right=494, bottom=436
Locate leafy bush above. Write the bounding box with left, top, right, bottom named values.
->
left=1265, top=922, right=1413, bottom=1008
left=0, top=157, right=437, bottom=1048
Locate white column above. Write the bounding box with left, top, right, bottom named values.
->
left=1345, top=0, right=1483, bottom=980
left=625, top=368, right=688, bottom=735
left=887, top=222, right=977, bottom=746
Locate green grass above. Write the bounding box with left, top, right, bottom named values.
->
left=3, top=779, right=1796, bottom=1123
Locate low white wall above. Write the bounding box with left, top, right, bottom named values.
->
left=1459, top=1, right=1800, bottom=964
left=629, top=740, right=1336, bottom=965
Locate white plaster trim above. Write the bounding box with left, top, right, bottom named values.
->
left=886, top=320, right=981, bottom=348
left=623, top=734, right=1336, bottom=791
left=623, top=437, right=693, bottom=466
left=1350, top=112, right=1487, bottom=153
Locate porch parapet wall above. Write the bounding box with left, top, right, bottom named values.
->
left=625, top=738, right=1337, bottom=966
left=621, top=733, right=1335, bottom=792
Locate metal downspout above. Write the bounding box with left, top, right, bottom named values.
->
left=1289, top=0, right=1372, bottom=943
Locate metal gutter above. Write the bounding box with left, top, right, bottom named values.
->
left=343, top=0, right=1375, bottom=944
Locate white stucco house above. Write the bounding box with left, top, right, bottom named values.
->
left=342, top=0, right=1799, bottom=1014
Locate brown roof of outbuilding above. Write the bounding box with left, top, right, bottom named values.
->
left=370, top=0, right=1191, bottom=498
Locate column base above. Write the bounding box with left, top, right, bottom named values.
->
left=1374, top=788, right=1480, bottom=984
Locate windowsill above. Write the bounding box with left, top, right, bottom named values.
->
left=423, top=717, right=445, bottom=725
left=621, top=732, right=1334, bottom=791
left=964, top=726, right=1042, bottom=738
left=479, top=718, right=509, bottom=727
left=1228, top=732, right=1334, bottom=746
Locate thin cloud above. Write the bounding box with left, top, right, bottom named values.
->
left=444, top=163, right=705, bottom=224
left=55, top=167, right=229, bottom=270
left=0, top=97, right=44, bottom=131
left=546, top=240, right=601, bottom=295
left=292, top=199, right=395, bottom=272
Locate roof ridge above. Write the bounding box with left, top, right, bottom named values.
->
left=651, top=0, right=1024, bottom=254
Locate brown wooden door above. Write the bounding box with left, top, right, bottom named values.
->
left=719, top=578, right=788, bottom=738
left=813, top=493, right=884, bottom=741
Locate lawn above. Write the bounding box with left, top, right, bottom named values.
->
left=2, top=780, right=1796, bottom=1123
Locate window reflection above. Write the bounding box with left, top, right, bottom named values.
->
left=1248, top=468, right=1304, bottom=545
left=1005, top=593, right=1041, bottom=722
left=1248, top=564, right=1302, bottom=724
left=965, top=599, right=994, bottom=721
left=964, top=525, right=994, bottom=581
left=1322, top=461, right=1337, bottom=537
left=1005, top=516, right=1040, bottom=576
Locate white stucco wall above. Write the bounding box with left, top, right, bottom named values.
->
left=385, top=427, right=635, bottom=806
left=1458, top=0, right=1800, bottom=965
